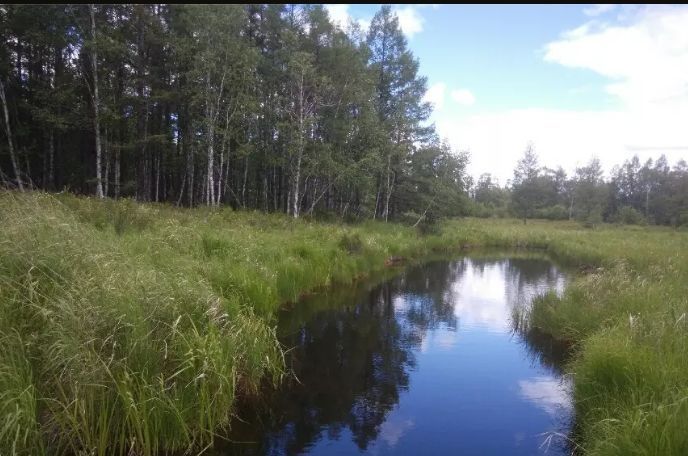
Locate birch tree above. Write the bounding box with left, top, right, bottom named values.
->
left=286, top=51, right=319, bottom=218
left=0, top=77, right=22, bottom=191
left=88, top=4, right=104, bottom=198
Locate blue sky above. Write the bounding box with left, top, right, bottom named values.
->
left=355, top=4, right=617, bottom=112
left=325, top=4, right=688, bottom=183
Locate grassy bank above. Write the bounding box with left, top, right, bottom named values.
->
left=0, top=191, right=479, bottom=455
left=463, top=220, right=688, bottom=454
left=448, top=217, right=688, bottom=454
left=515, top=234, right=688, bottom=453
left=1, top=191, right=686, bottom=454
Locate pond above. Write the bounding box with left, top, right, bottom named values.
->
left=219, top=255, right=572, bottom=455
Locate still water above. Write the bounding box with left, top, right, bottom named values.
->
left=221, top=256, right=572, bottom=455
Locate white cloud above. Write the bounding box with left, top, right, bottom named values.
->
left=437, top=105, right=688, bottom=183
left=378, top=417, right=415, bottom=447
left=518, top=376, right=571, bottom=417
left=324, top=4, right=370, bottom=33
left=425, top=85, right=476, bottom=110
left=450, top=89, right=476, bottom=106
left=393, top=6, right=425, bottom=38
left=423, top=82, right=447, bottom=110
left=324, top=4, right=351, bottom=29
left=448, top=261, right=510, bottom=333
left=544, top=5, right=688, bottom=108
left=436, top=5, right=688, bottom=183
left=325, top=5, right=427, bottom=39
left=583, top=4, right=616, bottom=17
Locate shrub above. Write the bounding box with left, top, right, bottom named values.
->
left=535, top=204, right=569, bottom=220
left=614, top=206, right=646, bottom=225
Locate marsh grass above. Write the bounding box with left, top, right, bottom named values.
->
left=1, top=191, right=686, bottom=454
left=497, top=221, right=688, bottom=455
left=0, top=192, right=286, bottom=455
left=0, top=191, right=464, bottom=455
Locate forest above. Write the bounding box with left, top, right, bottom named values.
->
left=1, top=4, right=687, bottom=226
left=0, top=4, right=466, bottom=222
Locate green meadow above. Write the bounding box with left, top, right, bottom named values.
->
left=1, top=191, right=687, bottom=455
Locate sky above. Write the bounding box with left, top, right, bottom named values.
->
left=324, top=4, right=688, bottom=184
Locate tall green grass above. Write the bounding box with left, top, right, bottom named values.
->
left=0, top=192, right=288, bottom=455
left=1, top=191, right=686, bottom=454
left=0, top=191, right=475, bottom=454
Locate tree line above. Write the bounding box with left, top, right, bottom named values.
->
left=472, top=144, right=688, bottom=226
left=1, top=4, right=685, bottom=226
left=0, top=4, right=468, bottom=221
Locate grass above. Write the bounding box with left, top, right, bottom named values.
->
left=0, top=191, right=479, bottom=455
left=478, top=220, right=688, bottom=455
left=1, top=191, right=686, bottom=454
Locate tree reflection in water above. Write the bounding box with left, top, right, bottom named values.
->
left=218, top=256, right=569, bottom=456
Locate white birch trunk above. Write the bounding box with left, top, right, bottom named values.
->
left=0, top=78, right=23, bottom=191
left=90, top=5, right=104, bottom=198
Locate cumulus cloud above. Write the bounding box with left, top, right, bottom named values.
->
left=450, top=89, right=476, bottom=106
left=438, top=5, right=688, bottom=182
left=325, top=4, right=350, bottom=29
left=423, top=84, right=475, bottom=111
left=437, top=109, right=620, bottom=183
left=325, top=5, right=428, bottom=38
left=324, top=4, right=370, bottom=33
left=437, top=105, right=688, bottom=183
left=544, top=5, right=688, bottom=108
left=423, top=82, right=447, bottom=110
left=394, top=6, right=425, bottom=38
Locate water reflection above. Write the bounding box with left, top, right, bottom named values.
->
left=518, top=377, right=571, bottom=418
left=218, top=256, right=572, bottom=455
